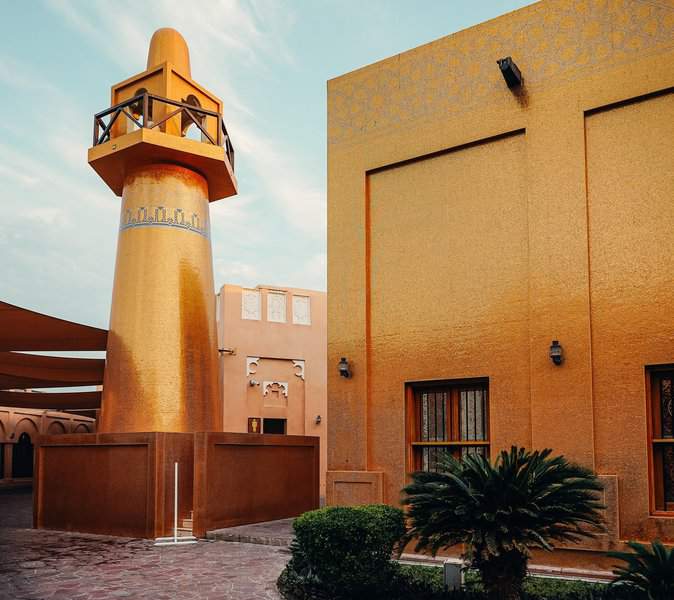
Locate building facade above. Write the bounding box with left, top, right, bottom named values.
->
left=217, top=284, right=327, bottom=498
left=327, top=0, right=674, bottom=568
left=0, top=406, right=95, bottom=484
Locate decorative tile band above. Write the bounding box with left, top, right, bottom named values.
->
left=120, top=206, right=210, bottom=239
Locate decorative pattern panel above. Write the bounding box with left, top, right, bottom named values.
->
left=246, top=357, right=260, bottom=377
left=241, top=290, right=261, bottom=320
left=292, top=295, right=311, bottom=325
left=292, top=360, right=305, bottom=380
left=267, top=292, right=287, bottom=323
left=120, top=205, right=209, bottom=239
left=263, top=381, right=289, bottom=397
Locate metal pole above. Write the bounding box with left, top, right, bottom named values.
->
left=153, top=460, right=196, bottom=546
left=174, top=462, right=179, bottom=542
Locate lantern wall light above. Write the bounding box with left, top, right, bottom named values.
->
left=338, top=357, right=352, bottom=378
left=549, top=340, right=564, bottom=366
left=497, top=56, right=523, bottom=88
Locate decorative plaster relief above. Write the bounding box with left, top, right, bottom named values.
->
left=242, top=289, right=261, bottom=320
left=246, top=357, right=260, bottom=377
left=292, top=295, right=311, bottom=325
left=267, top=292, right=287, bottom=323
left=263, top=381, right=288, bottom=397
left=292, top=360, right=305, bottom=380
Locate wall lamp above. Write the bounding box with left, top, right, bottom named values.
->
left=338, top=357, right=352, bottom=378
left=497, top=56, right=523, bottom=88
left=315, top=415, right=322, bottom=425
left=549, top=340, right=563, bottom=366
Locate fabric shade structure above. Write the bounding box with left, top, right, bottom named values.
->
left=0, top=352, right=105, bottom=389
left=0, top=390, right=101, bottom=410
left=0, top=301, right=107, bottom=352
left=0, top=300, right=107, bottom=410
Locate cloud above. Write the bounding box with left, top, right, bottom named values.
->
left=45, top=0, right=326, bottom=237
left=1, top=0, right=327, bottom=331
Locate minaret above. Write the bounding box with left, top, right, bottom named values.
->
left=88, top=28, right=237, bottom=433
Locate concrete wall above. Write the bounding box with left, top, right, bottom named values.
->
left=217, top=283, right=327, bottom=498
left=327, top=0, right=674, bottom=568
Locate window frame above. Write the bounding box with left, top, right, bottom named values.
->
left=646, top=364, right=674, bottom=515
left=405, top=378, right=490, bottom=474
left=263, top=418, right=287, bottom=435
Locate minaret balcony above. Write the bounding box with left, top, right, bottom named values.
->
left=88, top=92, right=237, bottom=201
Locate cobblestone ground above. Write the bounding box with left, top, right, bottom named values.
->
left=0, top=489, right=288, bottom=600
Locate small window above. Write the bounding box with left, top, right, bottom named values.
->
left=408, top=380, right=489, bottom=472
left=292, top=295, right=311, bottom=325
left=263, top=418, right=287, bottom=435
left=267, top=291, right=287, bottom=323
left=241, top=289, right=261, bottom=320
left=127, top=88, right=151, bottom=132
left=649, top=368, right=674, bottom=512
left=181, top=94, right=207, bottom=142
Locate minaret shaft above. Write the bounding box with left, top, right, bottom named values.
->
left=99, top=164, right=221, bottom=432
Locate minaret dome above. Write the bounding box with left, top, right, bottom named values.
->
left=147, top=27, right=191, bottom=76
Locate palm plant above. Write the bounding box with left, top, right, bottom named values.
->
left=401, top=446, right=605, bottom=600
left=608, top=540, right=674, bottom=600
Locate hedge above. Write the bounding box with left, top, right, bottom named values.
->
left=280, top=504, right=405, bottom=600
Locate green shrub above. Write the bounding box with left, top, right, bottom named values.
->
left=608, top=540, right=673, bottom=600
left=281, top=504, right=406, bottom=600
left=402, top=447, right=605, bottom=600
left=391, top=565, right=635, bottom=600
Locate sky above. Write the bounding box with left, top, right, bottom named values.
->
left=0, top=0, right=534, bottom=329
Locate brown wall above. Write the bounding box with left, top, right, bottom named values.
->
left=193, top=432, right=319, bottom=537
left=34, top=432, right=193, bottom=538
left=35, top=431, right=318, bottom=539
left=327, top=0, right=674, bottom=563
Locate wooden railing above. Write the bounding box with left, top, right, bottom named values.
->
left=93, top=92, right=235, bottom=169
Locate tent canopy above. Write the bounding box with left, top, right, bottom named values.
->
left=0, top=301, right=106, bottom=410
left=0, top=390, right=101, bottom=410
left=0, top=301, right=107, bottom=351
left=0, top=351, right=105, bottom=389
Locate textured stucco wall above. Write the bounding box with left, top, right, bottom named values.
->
left=327, top=0, right=674, bottom=566
left=217, top=283, right=327, bottom=497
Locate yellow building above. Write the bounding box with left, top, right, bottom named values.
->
left=327, top=0, right=674, bottom=570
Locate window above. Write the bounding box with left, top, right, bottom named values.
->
left=241, top=289, right=261, bottom=320
left=408, top=380, right=489, bottom=472
left=267, top=291, right=287, bottom=323
left=263, top=418, right=287, bottom=435
left=649, top=368, right=674, bottom=512
left=292, top=295, right=311, bottom=325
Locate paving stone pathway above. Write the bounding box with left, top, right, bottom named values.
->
left=208, top=519, right=294, bottom=547
left=0, top=489, right=288, bottom=600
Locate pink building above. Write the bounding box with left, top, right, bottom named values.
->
left=217, top=284, right=327, bottom=499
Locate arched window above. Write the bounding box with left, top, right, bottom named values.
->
left=12, top=432, right=33, bottom=479
left=181, top=94, right=207, bottom=142
left=47, top=421, right=67, bottom=435
left=127, top=88, right=152, bottom=133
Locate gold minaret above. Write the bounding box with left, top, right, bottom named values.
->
left=88, top=28, right=237, bottom=433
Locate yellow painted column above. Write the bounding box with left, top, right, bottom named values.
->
left=99, top=164, right=221, bottom=433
